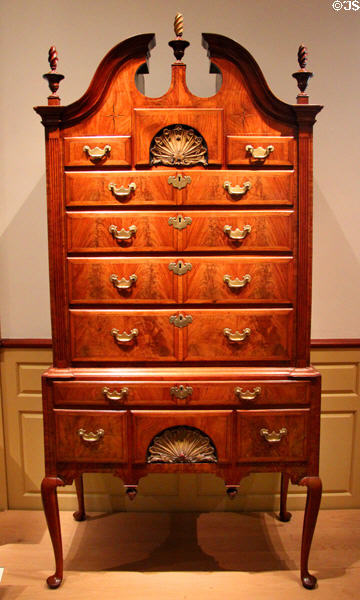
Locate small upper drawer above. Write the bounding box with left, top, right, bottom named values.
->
left=227, top=136, right=295, bottom=167
left=64, top=137, right=131, bottom=167
left=236, top=409, right=309, bottom=462
left=54, top=410, right=128, bottom=462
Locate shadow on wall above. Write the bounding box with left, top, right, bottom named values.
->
left=312, top=181, right=360, bottom=338
left=0, top=175, right=51, bottom=338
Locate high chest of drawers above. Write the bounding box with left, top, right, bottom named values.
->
left=35, top=22, right=323, bottom=589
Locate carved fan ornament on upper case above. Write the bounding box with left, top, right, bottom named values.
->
left=150, top=124, right=208, bottom=167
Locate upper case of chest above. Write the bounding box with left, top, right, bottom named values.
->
left=36, top=33, right=320, bottom=370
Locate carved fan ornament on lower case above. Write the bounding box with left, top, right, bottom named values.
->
left=150, top=124, right=208, bottom=167
left=147, top=426, right=217, bottom=463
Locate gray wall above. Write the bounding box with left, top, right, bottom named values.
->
left=1, top=0, right=359, bottom=338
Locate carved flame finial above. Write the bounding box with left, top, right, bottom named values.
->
left=169, top=13, right=189, bottom=62
left=292, top=43, right=313, bottom=104
left=174, top=13, right=184, bottom=38
left=43, top=45, right=64, bottom=105
left=297, top=44, right=308, bottom=70
left=48, top=46, right=59, bottom=71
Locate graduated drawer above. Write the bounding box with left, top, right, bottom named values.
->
left=68, top=256, right=295, bottom=305
left=65, top=170, right=294, bottom=207
left=131, top=410, right=232, bottom=463
left=52, top=380, right=310, bottom=409
left=66, top=210, right=294, bottom=253
left=236, top=409, right=309, bottom=462
left=226, top=136, right=295, bottom=167
left=69, top=308, right=294, bottom=363
left=64, top=136, right=131, bottom=167
left=54, top=410, right=127, bottom=462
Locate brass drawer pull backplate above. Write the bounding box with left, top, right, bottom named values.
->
left=224, top=180, right=251, bottom=197
left=111, top=328, right=139, bottom=343
left=224, top=274, right=251, bottom=289
left=260, top=427, right=288, bottom=443
left=78, top=428, right=104, bottom=443
left=83, top=144, right=111, bottom=161
left=246, top=144, right=274, bottom=160
left=224, top=327, right=251, bottom=342
left=109, top=224, right=137, bottom=241
left=108, top=182, right=136, bottom=199
left=224, top=224, right=251, bottom=240
left=234, top=386, right=261, bottom=401
left=110, top=274, right=137, bottom=290
left=103, top=386, right=129, bottom=402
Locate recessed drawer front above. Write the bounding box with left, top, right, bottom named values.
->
left=65, top=171, right=175, bottom=207
left=69, top=308, right=294, bottom=363
left=185, top=309, right=294, bottom=362
left=237, top=409, right=309, bottom=462
left=67, top=256, right=294, bottom=305
left=65, top=170, right=295, bottom=207
left=54, top=410, right=127, bottom=462
left=131, top=410, right=232, bottom=463
left=52, top=380, right=309, bottom=409
left=226, top=136, right=295, bottom=167
left=64, top=137, right=131, bottom=167
left=68, top=257, right=177, bottom=304
left=70, top=310, right=178, bottom=362
left=66, top=210, right=294, bottom=253
left=183, top=170, right=295, bottom=206
left=67, top=212, right=178, bottom=253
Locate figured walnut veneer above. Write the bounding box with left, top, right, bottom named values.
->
left=35, top=28, right=322, bottom=589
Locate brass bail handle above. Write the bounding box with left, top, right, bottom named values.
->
left=246, top=144, right=274, bottom=160
left=110, top=274, right=137, bottom=290
left=260, top=427, right=288, bottom=443
left=223, top=224, right=251, bottom=241
left=223, top=180, right=251, bottom=197
left=109, top=224, right=137, bottom=241
left=108, top=182, right=136, bottom=199
left=103, top=386, right=129, bottom=402
left=78, top=428, right=104, bottom=443
left=111, top=328, right=139, bottom=343
left=223, top=274, right=251, bottom=289
left=83, top=144, right=111, bottom=161
left=234, top=386, right=261, bottom=401
left=223, top=327, right=251, bottom=342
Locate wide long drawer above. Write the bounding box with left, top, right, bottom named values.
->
left=52, top=380, right=310, bottom=409
left=54, top=410, right=127, bottom=462
left=68, top=256, right=295, bottom=305
left=65, top=170, right=295, bottom=207
left=69, top=308, right=294, bottom=363
left=66, top=210, right=294, bottom=253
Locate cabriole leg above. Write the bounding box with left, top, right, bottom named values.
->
left=299, top=476, right=322, bottom=589
left=278, top=472, right=292, bottom=522
left=73, top=474, right=86, bottom=521
left=41, top=476, right=65, bottom=589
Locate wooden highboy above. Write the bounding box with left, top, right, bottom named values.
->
left=35, top=15, right=323, bottom=589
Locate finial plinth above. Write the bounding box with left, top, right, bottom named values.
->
left=292, top=44, right=313, bottom=104
left=43, top=45, right=64, bottom=106
left=169, top=13, right=189, bottom=62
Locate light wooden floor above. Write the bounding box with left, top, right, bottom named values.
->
left=0, top=509, right=359, bottom=599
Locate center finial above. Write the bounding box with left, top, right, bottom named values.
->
left=174, top=13, right=184, bottom=38
left=169, top=13, right=189, bottom=62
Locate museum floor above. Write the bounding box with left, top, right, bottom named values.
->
left=0, top=509, right=359, bottom=599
